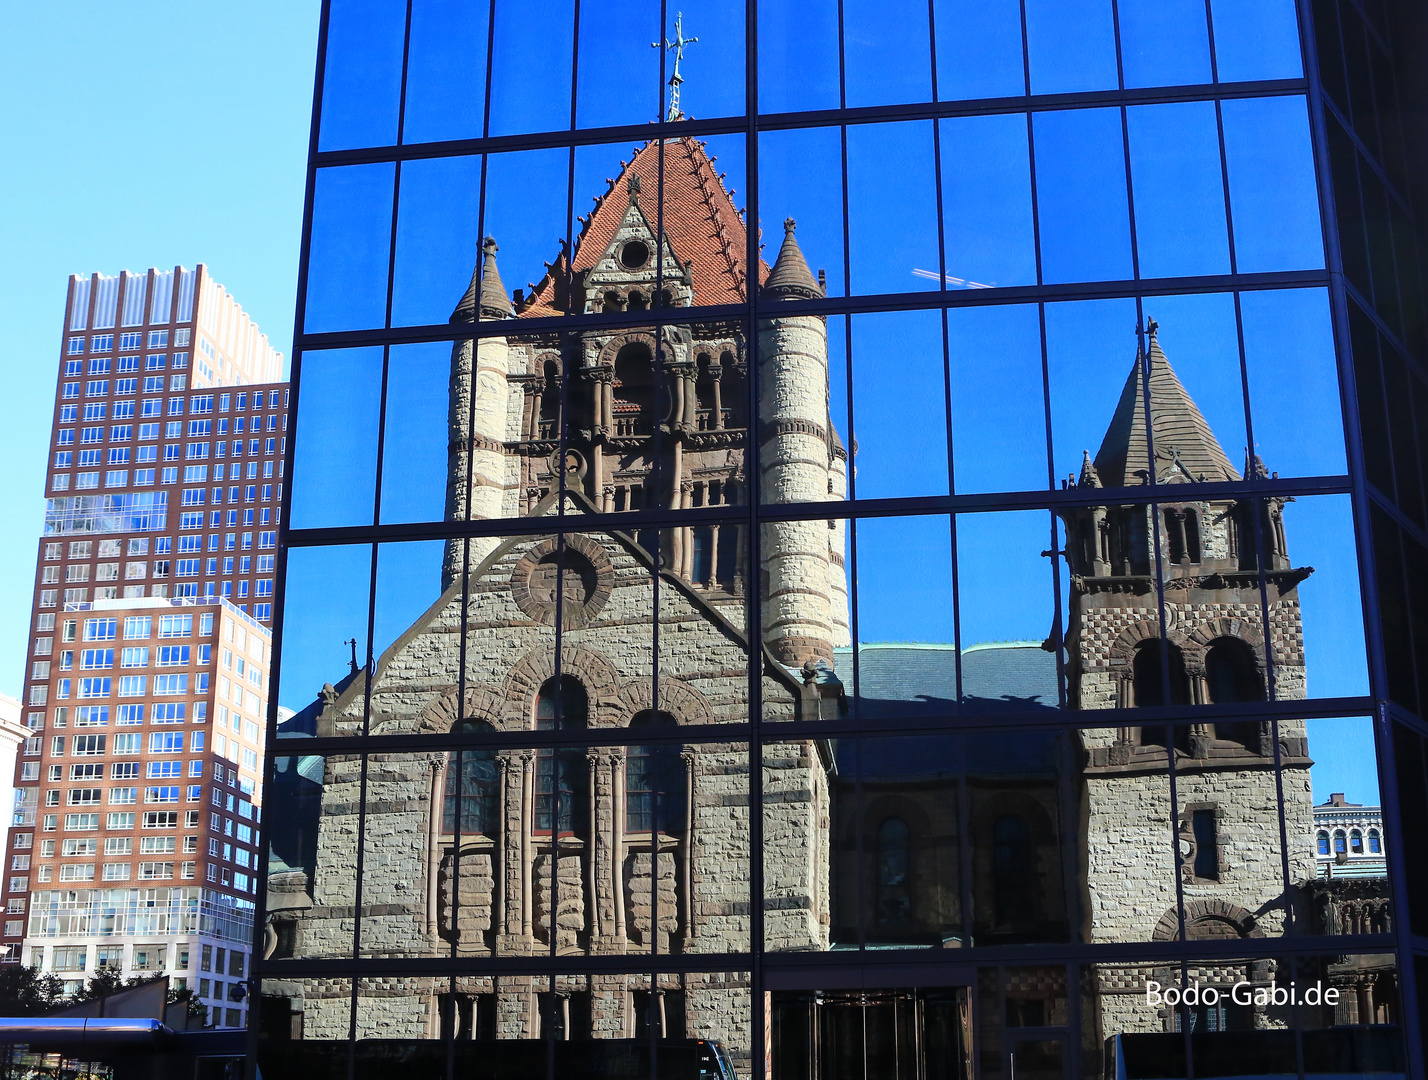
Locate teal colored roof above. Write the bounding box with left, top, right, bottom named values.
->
left=832, top=641, right=1060, bottom=716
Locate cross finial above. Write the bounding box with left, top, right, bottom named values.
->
left=346, top=637, right=359, bottom=675
left=784, top=217, right=796, bottom=233
left=653, top=12, right=698, bottom=122
left=1146, top=316, right=1159, bottom=337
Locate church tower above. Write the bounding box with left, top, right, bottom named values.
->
left=1061, top=323, right=1316, bottom=1030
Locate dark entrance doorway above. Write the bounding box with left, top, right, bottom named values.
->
left=771, top=987, right=971, bottom=1080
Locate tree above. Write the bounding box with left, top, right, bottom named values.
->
left=0, top=964, right=64, bottom=1017
left=168, top=983, right=210, bottom=1025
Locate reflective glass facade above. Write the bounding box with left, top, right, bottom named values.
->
left=255, top=1, right=1428, bottom=1077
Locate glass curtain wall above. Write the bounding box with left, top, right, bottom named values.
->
left=254, top=0, right=1423, bottom=1077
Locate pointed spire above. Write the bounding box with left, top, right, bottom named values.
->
left=1079, top=450, right=1101, bottom=488
left=451, top=237, right=514, bottom=323
left=1092, top=320, right=1240, bottom=487
left=763, top=218, right=824, bottom=300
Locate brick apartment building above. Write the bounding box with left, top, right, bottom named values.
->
left=3, top=266, right=287, bottom=1028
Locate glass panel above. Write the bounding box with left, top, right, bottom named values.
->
left=1303, top=716, right=1391, bottom=938
left=1118, top=0, right=1212, bottom=89
left=1278, top=494, right=1370, bottom=700
left=254, top=977, right=353, bottom=1080
left=939, top=114, right=1037, bottom=291
left=370, top=539, right=451, bottom=733
left=1024, top=0, right=1118, bottom=95
left=290, top=347, right=383, bottom=531
left=317, top=0, right=405, bottom=152
left=1210, top=0, right=1304, bottom=82
left=758, top=126, right=845, bottom=297
left=267, top=751, right=360, bottom=961
left=401, top=0, right=490, bottom=145
left=1294, top=952, right=1404, bottom=1035
left=955, top=511, right=1061, bottom=712
left=934, top=0, right=1026, bottom=101
left=275, top=544, right=373, bottom=737
left=947, top=303, right=1047, bottom=493
left=852, top=516, right=955, bottom=719
left=1080, top=727, right=1177, bottom=943
left=1127, top=102, right=1232, bottom=279
left=844, top=0, right=933, bottom=108
left=1045, top=297, right=1141, bottom=487
left=1222, top=96, right=1326, bottom=273
left=1241, top=288, right=1347, bottom=480
left=575, top=0, right=662, bottom=129
left=758, top=0, right=839, bottom=114
left=759, top=515, right=849, bottom=717
left=1033, top=109, right=1134, bottom=285
left=848, top=309, right=948, bottom=499
left=771, top=987, right=973, bottom=1080
left=304, top=164, right=396, bottom=334
left=620, top=735, right=751, bottom=955
left=659, top=0, right=748, bottom=121
left=378, top=342, right=454, bottom=526
left=1169, top=721, right=1291, bottom=941
left=390, top=155, right=483, bottom=329
left=977, top=966, right=1070, bottom=1080
left=846, top=122, right=940, bottom=296
left=482, top=146, right=572, bottom=319
left=488, top=0, right=574, bottom=136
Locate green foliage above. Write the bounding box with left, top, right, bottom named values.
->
left=0, top=964, right=64, bottom=1017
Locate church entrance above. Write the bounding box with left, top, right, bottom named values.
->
left=770, top=987, right=971, bottom=1080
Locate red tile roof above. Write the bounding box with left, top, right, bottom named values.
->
left=521, top=137, right=765, bottom=317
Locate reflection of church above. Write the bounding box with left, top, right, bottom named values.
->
left=264, top=135, right=1390, bottom=1075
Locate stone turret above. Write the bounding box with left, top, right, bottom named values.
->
left=757, top=219, right=847, bottom=666
left=444, top=237, right=515, bottom=588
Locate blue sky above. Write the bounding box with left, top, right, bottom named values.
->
left=0, top=2, right=317, bottom=701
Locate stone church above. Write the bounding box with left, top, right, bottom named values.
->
left=265, top=137, right=1355, bottom=1068
left=265, top=136, right=846, bottom=1058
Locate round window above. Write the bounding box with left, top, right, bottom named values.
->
left=620, top=240, right=650, bottom=269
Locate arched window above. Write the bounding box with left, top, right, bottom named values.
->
left=602, top=290, right=622, bottom=313
left=627, top=290, right=648, bottom=311
left=1206, top=638, right=1264, bottom=704
left=695, top=353, right=716, bottom=413
left=613, top=342, right=654, bottom=436
left=538, top=359, right=561, bottom=438
left=1184, top=510, right=1201, bottom=562
left=1350, top=830, right=1364, bottom=854
left=443, top=720, right=499, bottom=836
left=1133, top=639, right=1189, bottom=707
left=1369, top=830, right=1381, bottom=853
left=626, top=710, right=685, bottom=835
left=535, top=676, right=589, bottom=835
left=1334, top=830, right=1347, bottom=855
left=1317, top=831, right=1330, bottom=856
left=875, top=817, right=912, bottom=925
left=691, top=527, right=713, bottom=585
left=992, top=814, right=1034, bottom=927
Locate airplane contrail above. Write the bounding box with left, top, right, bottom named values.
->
left=912, top=268, right=995, bottom=289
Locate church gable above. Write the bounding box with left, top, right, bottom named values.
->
left=325, top=495, right=792, bottom=739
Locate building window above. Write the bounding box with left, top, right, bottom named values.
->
left=1369, top=829, right=1381, bottom=854
left=533, top=676, right=589, bottom=835
left=875, top=817, right=912, bottom=926
left=1317, top=831, right=1330, bottom=856
left=1350, top=830, right=1363, bottom=854
left=991, top=814, right=1034, bottom=929
left=1191, top=809, right=1219, bottom=880
left=625, top=711, right=686, bottom=835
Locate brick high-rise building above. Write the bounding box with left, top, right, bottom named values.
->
left=3, top=266, right=287, bottom=1028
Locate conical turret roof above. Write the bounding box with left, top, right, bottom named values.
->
left=763, top=218, right=823, bottom=300
left=1093, top=322, right=1240, bottom=487
left=451, top=237, right=514, bottom=323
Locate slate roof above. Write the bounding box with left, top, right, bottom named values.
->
left=764, top=218, right=824, bottom=300
left=521, top=137, right=765, bottom=316
left=452, top=237, right=515, bottom=323
left=1093, top=325, right=1240, bottom=487
left=829, top=641, right=1064, bottom=778
left=833, top=641, right=1060, bottom=717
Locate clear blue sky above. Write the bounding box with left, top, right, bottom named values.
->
left=0, top=2, right=318, bottom=701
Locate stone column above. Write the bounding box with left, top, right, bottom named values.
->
left=426, top=758, right=444, bottom=946
left=681, top=749, right=696, bottom=941
left=587, top=752, right=601, bottom=939
left=520, top=752, right=535, bottom=938
left=707, top=365, right=723, bottom=429
left=611, top=750, right=627, bottom=941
